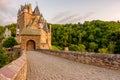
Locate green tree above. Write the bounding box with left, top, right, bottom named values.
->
left=51, top=20, right=120, bottom=54
left=0, top=46, right=9, bottom=68
left=69, top=44, right=78, bottom=51
left=108, top=42, right=116, bottom=54
left=0, top=53, right=9, bottom=68
left=3, top=37, right=18, bottom=48
left=78, top=44, right=86, bottom=52
left=98, top=48, right=108, bottom=54
left=88, top=34, right=94, bottom=41
left=0, top=26, right=5, bottom=36
left=89, top=42, right=98, bottom=52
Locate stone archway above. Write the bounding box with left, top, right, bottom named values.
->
left=26, top=40, right=35, bottom=51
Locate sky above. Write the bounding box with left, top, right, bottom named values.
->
left=0, top=0, right=120, bottom=25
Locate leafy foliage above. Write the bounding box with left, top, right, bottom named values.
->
left=89, top=42, right=98, bottom=52
left=52, top=45, right=62, bottom=50
left=51, top=20, right=120, bottom=54
left=0, top=24, right=18, bottom=68
left=98, top=48, right=108, bottom=54
left=0, top=53, right=9, bottom=68
left=0, top=46, right=9, bottom=68
left=3, top=37, right=18, bottom=48
left=0, top=26, right=5, bottom=36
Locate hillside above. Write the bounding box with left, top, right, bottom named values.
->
left=51, top=20, right=120, bottom=54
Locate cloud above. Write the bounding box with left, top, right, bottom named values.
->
left=51, top=11, right=94, bottom=24
left=0, top=0, right=12, bottom=13
left=51, top=11, right=70, bottom=22
left=68, top=12, right=94, bottom=23
left=57, top=13, right=79, bottom=23
left=0, top=0, right=9, bottom=4
left=0, top=13, right=16, bottom=26
left=0, top=0, right=17, bottom=25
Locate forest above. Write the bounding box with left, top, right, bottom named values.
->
left=0, top=20, right=120, bottom=55
left=0, top=24, right=17, bottom=67
left=51, top=20, right=120, bottom=54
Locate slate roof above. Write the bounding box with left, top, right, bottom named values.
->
left=33, top=6, right=40, bottom=15
left=43, top=21, right=49, bottom=32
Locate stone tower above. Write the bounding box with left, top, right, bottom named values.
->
left=16, top=3, right=51, bottom=50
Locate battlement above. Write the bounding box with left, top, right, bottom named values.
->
left=17, top=3, right=32, bottom=16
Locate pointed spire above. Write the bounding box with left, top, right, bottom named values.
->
left=38, top=16, right=44, bottom=23
left=17, top=9, right=21, bottom=15
left=34, top=5, right=40, bottom=15
left=43, top=20, right=49, bottom=32
left=21, top=5, right=24, bottom=10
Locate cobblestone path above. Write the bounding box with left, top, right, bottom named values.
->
left=27, top=51, right=120, bottom=80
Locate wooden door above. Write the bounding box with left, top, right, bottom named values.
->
left=27, top=40, right=35, bottom=51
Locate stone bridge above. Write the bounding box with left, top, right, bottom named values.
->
left=0, top=50, right=120, bottom=80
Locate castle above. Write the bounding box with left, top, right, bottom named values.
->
left=4, top=28, right=11, bottom=38
left=16, top=3, right=51, bottom=51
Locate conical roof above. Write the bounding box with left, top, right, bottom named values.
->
left=38, top=15, right=44, bottom=23
left=33, top=6, right=40, bottom=15
left=43, top=21, right=49, bottom=32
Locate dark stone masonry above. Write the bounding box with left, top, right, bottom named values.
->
left=38, top=49, right=120, bottom=70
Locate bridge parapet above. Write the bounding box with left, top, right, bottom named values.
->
left=0, top=51, right=27, bottom=80
left=38, top=49, right=120, bottom=70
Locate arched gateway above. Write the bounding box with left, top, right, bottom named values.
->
left=27, top=40, right=35, bottom=51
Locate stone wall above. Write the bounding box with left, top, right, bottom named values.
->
left=38, top=50, right=120, bottom=70
left=0, top=51, right=27, bottom=80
